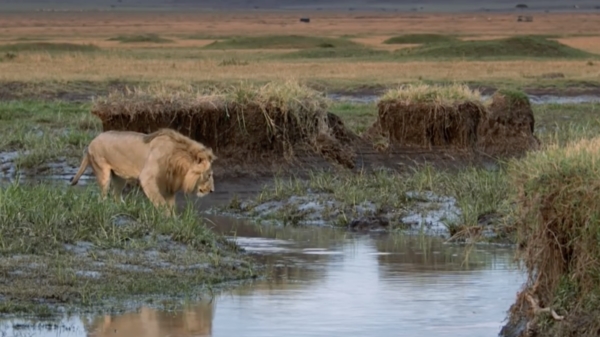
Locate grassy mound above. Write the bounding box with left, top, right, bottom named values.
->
left=281, top=47, right=388, bottom=59
left=396, top=36, right=594, bottom=59
left=376, top=84, right=487, bottom=149
left=203, top=35, right=359, bottom=50
left=91, top=81, right=357, bottom=172
left=477, top=89, right=540, bottom=158
left=107, top=34, right=173, bottom=44
left=502, top=136, right=600, bottom=337
left=0, top=42, right=99, bottom=53
left=383, top=34, right=457, bottom=45
left=0, top=182, right=256, bottom=312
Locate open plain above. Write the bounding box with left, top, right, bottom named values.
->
left=1, top=5, right=600, bottom=337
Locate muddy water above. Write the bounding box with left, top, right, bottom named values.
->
left=0, top=214, right=523, bottom=337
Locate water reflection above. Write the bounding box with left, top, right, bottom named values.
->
left=0, top=215, right=523, bottom=337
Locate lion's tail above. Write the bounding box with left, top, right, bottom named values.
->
left=70, top=149, right=90, bottom=186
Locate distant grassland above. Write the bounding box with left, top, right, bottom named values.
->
left=0, top=11, right=599, bottom=91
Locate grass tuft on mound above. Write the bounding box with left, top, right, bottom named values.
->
left=203, top=35, right=360, bottom=50
left=396, top=36, right=595, bottom=59
left=379, top=83, right=486, bottom=105
left=0, top=182, right=256, bottom=312
left=0, top=42, right=100, bottom=53
left=383, top=34, right=458, bottom=45
left=107, top=33, right=173, bottom=43
left=503, top=136, right=600, bottom=336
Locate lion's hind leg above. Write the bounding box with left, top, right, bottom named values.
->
left=88, top=156, right=112, bottom=200
left=110, top=173, right=127, bottom=203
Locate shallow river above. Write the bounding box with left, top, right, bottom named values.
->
left=0, top=215, right=523, bottom=337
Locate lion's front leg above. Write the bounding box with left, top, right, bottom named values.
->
left=139, top=164, right=169, bottom=212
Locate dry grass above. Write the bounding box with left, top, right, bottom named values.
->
left=0, top=51, right=597, bottom=87
left=379, top=83, right=485, bottom=105
left=0, top=12, right=598, bottom=38
left=555, top=36, right=600, bottom=54
left=505, top=136, right=600, bottom=336
left=0, top=12, right=597, bottom=88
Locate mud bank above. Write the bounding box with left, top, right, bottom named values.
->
left=215, top=188, right=504, bottom=242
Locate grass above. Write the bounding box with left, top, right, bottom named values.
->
left=92, top=80, right=330, bottom=121
left=0, top=100, right=98, bottom=171
left=379, top=83, right=486, bottom=104
left=0, top=181, right=257, bottom=312
left=383, top=34, right=458, bottom=45
left=0, top=42, right=100, bottom=53
left=107, top=34, right=173, bottom=44
left=203, top=35, right=360, bottom=50
left=281, top=47, right=388, bottom=59
left=504, top=136, right=600, bottom=336
left=396, top=36, right=598, bottom=60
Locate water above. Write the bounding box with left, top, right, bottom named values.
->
left=0, top=215, right=524, bottom=337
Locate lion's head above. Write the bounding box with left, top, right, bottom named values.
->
left=179, top=147, right=217, bottom=197
left=194, top=168, right=214, bottom=197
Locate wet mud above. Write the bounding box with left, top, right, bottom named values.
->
left=217, top=189, right=466, bottom=238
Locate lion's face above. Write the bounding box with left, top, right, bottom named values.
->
left=194, top=169, right=214, bottom=197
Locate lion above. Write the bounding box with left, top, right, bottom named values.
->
left=70, top=128, right=217, bottom=215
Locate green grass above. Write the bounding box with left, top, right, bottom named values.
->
left=395, top=36, right=597, bottom=60
left=0, top=42, right=100, bottom=53
left=0, top=182, right=257, bottom=313
left=329, top=101, right=377, bottom=134
left=0, top=100, right=98, bottom=171
left=203, top=35, right=360, bottom=50
left=383, top=34, right=458, bottom=45
left=281, top=47, right=388, bottom=59
left=107, top=34, right=173, bottom=44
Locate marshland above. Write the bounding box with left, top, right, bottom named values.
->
left=1, top=5, right=600, bottom=337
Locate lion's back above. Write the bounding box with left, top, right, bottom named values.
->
left=88, top=130, right=151, bottom=179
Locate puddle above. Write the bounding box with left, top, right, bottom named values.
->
left=328, top=93, right=600, bottom=105
left=1, top=215, right=523, bottom=337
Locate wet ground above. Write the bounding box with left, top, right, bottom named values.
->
left=0, top=215, right=524, bottom=337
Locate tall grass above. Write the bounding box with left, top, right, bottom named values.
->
left=505, top=135, right=600, bottom=336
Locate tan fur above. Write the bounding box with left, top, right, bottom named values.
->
left=71, top=128, right=217, bottom=215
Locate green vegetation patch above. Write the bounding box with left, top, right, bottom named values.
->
left=0, top=182, right=257, bottom=313
left=107, top=34, right=173, bottom=44
left=203, top=35, right=360, bottom=50
left=395, top=36, right=595, bottom=59
left=281, top=47, right=388, bottom=59
left=383, top=34, right=458, bottom=45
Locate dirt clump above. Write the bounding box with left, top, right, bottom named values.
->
left=477, top=89, right=540, bottom=158
left=90, top=82, right=359, bottom=177
left=375, top=84, right=487, bottom=151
